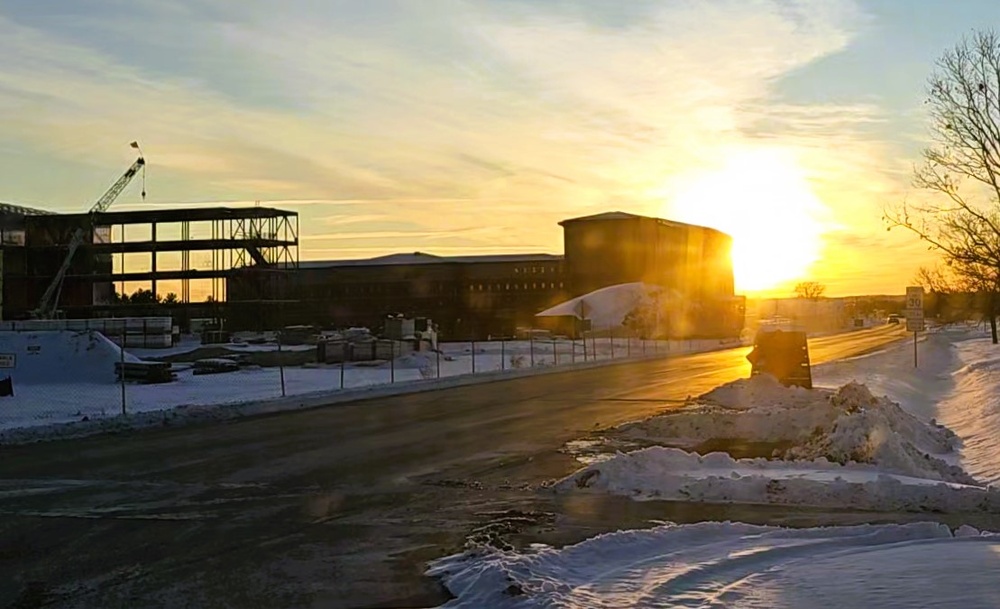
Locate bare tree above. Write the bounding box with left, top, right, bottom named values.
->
left=793, top=281, right=826, bottom=300
left=885, top=30, right=1000, bottom=343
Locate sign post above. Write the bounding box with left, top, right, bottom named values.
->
left=905, top=286, right=925, bottom=368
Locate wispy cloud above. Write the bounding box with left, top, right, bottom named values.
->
left=0, top=0, right=930, bottom=292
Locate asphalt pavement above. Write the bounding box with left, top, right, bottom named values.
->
left=0, top=326, right=905, bottom=608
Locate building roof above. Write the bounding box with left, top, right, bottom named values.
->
left=299, top=252, right=563, bottom=269
left=558, top=211, right=643, bottom=224
left=558, top=210, right=730, bottom=237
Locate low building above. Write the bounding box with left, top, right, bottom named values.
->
left=263, top=252, right=569, bottom=339
left=243, top=211, right=744, bottom=340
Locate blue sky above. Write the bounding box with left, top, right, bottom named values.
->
left=0, top=0, right=995, bottom=295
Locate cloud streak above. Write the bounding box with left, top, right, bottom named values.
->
left=0, top=0, right=931, bottom=294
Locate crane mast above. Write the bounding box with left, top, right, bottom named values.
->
left=32, top=156, right=145, bottom=320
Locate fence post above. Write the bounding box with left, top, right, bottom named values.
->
left=471, top=340, right=476, bottom=374
left=553, top=339, right=558, bottom=366
left=583, top=333, right=588, bottom=362
left=642, top=338, right=646, bottom=356
left=390, top=341, right=395, bottom=384
left=530, top=334, right=535, bottom=367
left=340, top=344, right=345, bottom=389
left=501, top=339, right=506, bottom=371
left=571, top=339, right=576, bottom=364
left=627, top=334, right=632, bottom=358
left=120, top=329, right=126, bottom=416
left=278, top=331, right=286, bottom=397
left=610, top=328, right=615, bottom=359
left=436, top=348, right=441, bottom=379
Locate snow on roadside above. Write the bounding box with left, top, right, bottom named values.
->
left=609, top=376, right=966, bottom=483
left=811, top=325, right=1000, bottom=485
left=428, top=521, right=1000, bottom=608
left=559, top=374, right=983, bottom=513
left=555, top=447, right=997, bottom=513
left=936, top=336, right=1000, bottom=485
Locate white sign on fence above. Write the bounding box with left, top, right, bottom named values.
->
left=0, top=354, right=15, bottom=368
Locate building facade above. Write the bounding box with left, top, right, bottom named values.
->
left=0, top=205, right=298, bottom=324
left=266, top=252, right=569, bottom=339
left=251, top=211, right=743, bottom=340
left=560, top=212, right=742, bottom=338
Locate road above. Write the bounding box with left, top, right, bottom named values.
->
left=0, top=326, right=904, bottom=608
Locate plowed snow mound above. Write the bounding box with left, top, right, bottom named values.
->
left=609, top=376, right=967, bottom=483
left=698, top=373, right=818, bottom=410
left=556, top=447, right=992, bottom=512
left=0, top=330, right=137, bottom=384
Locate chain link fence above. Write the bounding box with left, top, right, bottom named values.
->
left=0, top=328, right=744, bottom=432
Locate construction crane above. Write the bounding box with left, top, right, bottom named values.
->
left=32, top=148, right=146, bottom=319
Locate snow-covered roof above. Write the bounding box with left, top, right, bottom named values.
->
left=299, top=252, right=563, bottom=269
left=536, top=282, right=665, bottom=328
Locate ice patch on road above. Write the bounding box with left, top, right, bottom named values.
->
left=429, top=521, right=1000, bottom=608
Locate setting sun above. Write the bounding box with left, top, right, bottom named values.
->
left=662, top=148, right=828, bottom=295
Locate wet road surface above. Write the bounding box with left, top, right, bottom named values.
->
left=0, top=327, right=905, bottom=608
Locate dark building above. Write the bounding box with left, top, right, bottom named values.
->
left=268, top=252, right=569, bottom=339
left=0, top=200, right=741, bottom=339
left=0, top=204, right=298, bottom=325
left=248, top=210, right=743, bottom=340
left=561, top=212, right=734, bottom=299
left=560, top=211, right=742, bottom=338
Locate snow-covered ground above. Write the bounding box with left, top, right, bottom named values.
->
left=430, top=522, right=1000, bottom=608
left=429, top=326, right=1000, bottom=608
left=557, top=378, right=979, bottom=512
left=814, top=324, right=1000, bottom=484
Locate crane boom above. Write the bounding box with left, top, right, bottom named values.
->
left=32, top=156, right=145, bottom=319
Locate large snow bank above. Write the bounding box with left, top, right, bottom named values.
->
left=812, top=325, right=1000, bottom=485
left=814, top=327, right=965, bottom=421
left=555, top=447, right=999, bottom=512
left=561, top=375, right=981, bottom=511
left=612, top=376, right=965, bottom=483
left=0, top=330, right=137, bottom=384
left=936, top=335, right=1000, bottom=485
left=429, top=521, right=1000, bottom=608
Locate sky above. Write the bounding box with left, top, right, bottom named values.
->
left=0, top=0, right=997, bottom=297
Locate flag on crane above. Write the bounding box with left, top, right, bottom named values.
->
left=130, top=141, right=140, bottom=149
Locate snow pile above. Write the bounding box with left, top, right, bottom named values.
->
left=555, top=447, right=998, bottom=512
left=698, top=372, right=818, bottom=410
left=814, top=328, right=964, bottom=421
left=0, top=330, right=138, bottom=384
left=429, top=521, right=1000, bottom=608
left=613, top=376, right=964, bottom=482
left=563, top=375, right=983, bottom=511
left=786, top=382, right=969, bottom=483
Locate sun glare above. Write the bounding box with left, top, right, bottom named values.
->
left=662, top=149, right=827, bottom=295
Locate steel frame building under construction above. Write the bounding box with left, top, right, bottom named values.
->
left=0, top=203, right=298, bottom=326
